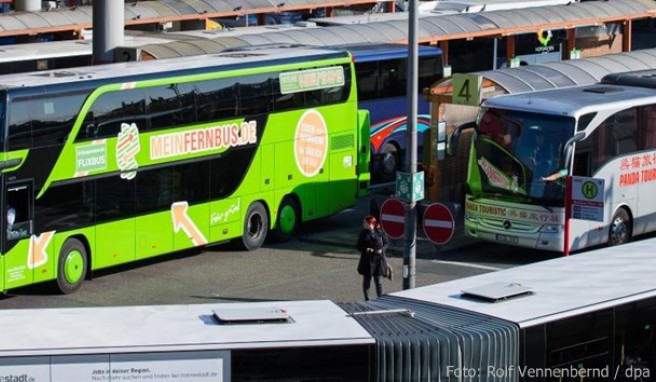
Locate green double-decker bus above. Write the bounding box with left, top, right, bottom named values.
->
left=0, top=46, right=370, bottom=293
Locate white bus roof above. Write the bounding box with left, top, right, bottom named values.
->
left=0, top=300, right=373, bottom=357
left=390, top=237, right=656, bottom=327
left=0, top=35, right=173, bottom=64
left=0, top=46, right=347, bottom=89
left=482, top=83, right=656, bottom=118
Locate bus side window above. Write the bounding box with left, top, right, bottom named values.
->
left=638, top=105, right=656, bottom=150
left=271, top=73, right=304, bottom=111
left=7, top=100, right=32, bottom=150
left=84, top=90, right=147, bottom=139
left=611, top=108, right=638, bottom=156
left=145, top=83, right=196, bottom=130
left=418, top=55, right=443, bottom=90
left=195, top=78, right=238, bottom=123
left=238, top=75, right=274, bottom=116
left=31, top=93, right=87, bottom=147
left=573, top=151, right=590, bottom=177
left=379, top=58, right=406, bottom=98
left=6, top=185, right=32, bottom=241
left=354, top=61, right=377, bottom=101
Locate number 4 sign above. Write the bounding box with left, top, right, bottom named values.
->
left=452, top=73, right=482, bottom=106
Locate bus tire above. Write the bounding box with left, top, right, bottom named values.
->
left=56, top=238, right=88, bottom=294
left=241, top=202, right=269, bottom=251
left=271, top=196, right=300, bottom=242
left=381, top=143, right=399, bottom=177
left=608, top=208, right=631, bottom=246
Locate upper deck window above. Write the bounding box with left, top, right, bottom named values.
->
left=8, top=93, right=87, bottom=150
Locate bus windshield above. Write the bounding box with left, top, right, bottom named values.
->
left=472, top=108, right=575, bottom=205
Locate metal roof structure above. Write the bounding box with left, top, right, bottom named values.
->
left=428, top=47, right=656, bottom=98
left=341, top=298, right=518, bottom=381
left=133, top=0, right=656, bottom=59
left=0, top=0, right=390, bottom=38
left=310, top=0, right=578, bottom=24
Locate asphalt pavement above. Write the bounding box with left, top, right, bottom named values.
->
left=299, top=191, right=480, bottom=258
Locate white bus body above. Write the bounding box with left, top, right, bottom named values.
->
left=465, top=69, right=656, bottom=252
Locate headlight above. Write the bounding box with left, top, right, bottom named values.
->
left=465, top=212, right=477, bottom=221
left=539, top=224, right=562, bottom=233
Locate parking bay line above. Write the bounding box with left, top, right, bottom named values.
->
left=430, top=260, right=504, bottom=272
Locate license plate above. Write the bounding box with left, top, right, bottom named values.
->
left=496, top=234, right=518, bottom=244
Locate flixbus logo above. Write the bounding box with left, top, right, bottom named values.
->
left=0, top=374, right=32, bottom=382
left=150, top=120, right=257, bottom=160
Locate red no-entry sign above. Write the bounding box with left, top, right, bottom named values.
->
left=423, top=203, right=455, bottom=245
left=380, top=198, right=405, bottom=240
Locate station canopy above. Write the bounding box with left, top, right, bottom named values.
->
left=429, top=47, right=656, bottom=99
left=0, top=0, right=390, bottom=37
left=134, top=0, right=656, bottom=59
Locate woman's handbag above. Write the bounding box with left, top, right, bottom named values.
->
left=384, top=259, right=393, bottom=281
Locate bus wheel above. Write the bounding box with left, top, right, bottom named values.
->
left=608, top=209, right=631, bottom=246
left=271, top=196, right=300, bottom=242
left=241, top=202, right=269, bottom=250
left=381, top=143, right=399, bottom=177
left=56, top=238, right=88, bottom=294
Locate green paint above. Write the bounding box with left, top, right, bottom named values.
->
left=63, top=249, right=85, bottom=284
left=1, top=52, right=369, bottom=293
left=279, top=204, right=297, bottom=234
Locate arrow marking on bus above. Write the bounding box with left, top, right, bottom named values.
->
left=28, top=231, right=55, bottom=269
left=172, top=201, right=208, bottom=246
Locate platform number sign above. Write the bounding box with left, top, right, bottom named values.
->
left=452, top=73, right=482, bottom=106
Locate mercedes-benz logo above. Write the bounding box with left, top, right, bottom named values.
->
left=503, top=220, right=512, bottom=230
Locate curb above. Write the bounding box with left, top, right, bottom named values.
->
left=299, top=229, right=480, bottom=254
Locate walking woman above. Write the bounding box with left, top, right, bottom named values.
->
left=356, top=215, right=389, bottom=301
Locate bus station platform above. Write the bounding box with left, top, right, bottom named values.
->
left=299, top=221, right=479, bottom=257
left=299, top=193, right=480, bottom=257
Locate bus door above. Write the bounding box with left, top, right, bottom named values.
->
left=3, top=181, right=36, bottom=291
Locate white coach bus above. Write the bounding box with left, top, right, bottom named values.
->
left=464, top=68, right=656, bottom=252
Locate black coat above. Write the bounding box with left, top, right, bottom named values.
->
left=356, top=228, right=389, bottom=277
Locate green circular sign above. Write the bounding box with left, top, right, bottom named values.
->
left=581, top=180, right=598, bottom=199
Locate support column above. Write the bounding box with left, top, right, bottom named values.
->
left=427, top=99, right=444, bottom=202
left=622, top=20, right=632, bottom=52
left=92, top=0, right=125, bottom=65
left=438, top=40, right=449, bottom=66
left=566, top=28, right=575, bottom=59
left=15, top=0, right=40, bottom=12
left=506, top=35, right=515, bottom=68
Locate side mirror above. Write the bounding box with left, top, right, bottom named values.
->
left=446, top=121, right=477, bottom=157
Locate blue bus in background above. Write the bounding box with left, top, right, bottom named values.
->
left=344, top=43, right=444, bottom=182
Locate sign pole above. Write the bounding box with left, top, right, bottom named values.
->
left=403, top=0, right=418, bottom=290
left=564, top=176, right=572, bottom=257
